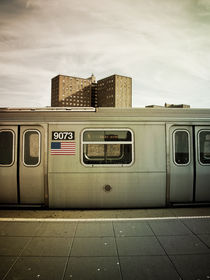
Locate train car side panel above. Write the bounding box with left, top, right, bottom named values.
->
left=48, top=124, right=166, bottom=173
left=48, top=123, right=166, bottom=208
left=48, top=173, right=166, bottom=208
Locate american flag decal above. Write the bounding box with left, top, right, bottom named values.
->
left=51, top=142, right=76, bottom=155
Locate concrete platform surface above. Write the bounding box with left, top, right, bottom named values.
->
left=0, top=208, right=210, bottom=280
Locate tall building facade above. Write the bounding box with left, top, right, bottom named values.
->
left=97, top=75, right=132, bottom=107
left=51, top=74, right=132, bottom=108
left=51, top=74, right=95, bottom=107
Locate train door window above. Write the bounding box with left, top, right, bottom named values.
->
left=23, top=130, right=41, bottom=166
left=0, top=130, right=14, bottom=166
left=198, top=130, right=210, bottom=165
left=82, top=129, right=133, bottom=166
left=173, top=130, right=190, bottom=165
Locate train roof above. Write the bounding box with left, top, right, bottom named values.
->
left=0, top=107, right=210, bottom=123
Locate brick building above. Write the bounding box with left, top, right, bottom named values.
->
left=51, top=74, right=95, bottom=107
left=51, top=74, right=132, bottom=108
left=97, top=74, right=132, bottom=107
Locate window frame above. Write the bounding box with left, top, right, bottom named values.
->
left=198, top=129, right=210, bottom=166
left=173, top=129, right=191, bottom=166
left=23, top=129, right=41, bottom=167
left=0, top=129, right=15, bottom=167
left=81, top=128, right=134, bottom=167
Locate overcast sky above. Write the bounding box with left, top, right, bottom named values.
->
left=0, top=0, right=210, bottom=108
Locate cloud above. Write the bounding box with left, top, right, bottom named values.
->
left=0, top=0, right=210, bottom=107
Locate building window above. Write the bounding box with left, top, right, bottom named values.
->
left=82, top=129, right=133, bottom=166
left=173, top=130, right=190, bottom=165
left=198, top=130, right=210, bottom=165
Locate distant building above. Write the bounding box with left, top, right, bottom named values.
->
left=164, top=103, right=190, bottom=108
left=51, top=74, right=95, bottom=107
left=146, top=103, right=190, bottom=108
left=145, top=105, right=163, bottom=108
left=51, top=73, right=132, bottom=108
left=97, top=74, right=132, bottom=107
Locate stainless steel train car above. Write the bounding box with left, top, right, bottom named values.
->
left=0, top=107, right=210, bottom=208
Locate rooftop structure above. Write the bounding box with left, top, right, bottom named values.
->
left=146, top=103, right=190, bottom=108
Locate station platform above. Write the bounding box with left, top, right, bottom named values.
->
left=0, top=207, right=210, bottom=280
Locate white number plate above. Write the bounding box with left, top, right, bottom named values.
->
left=52, top=131, right=75, bottom=140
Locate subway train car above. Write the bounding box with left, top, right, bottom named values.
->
left=0, top=107, right=210, bottom=208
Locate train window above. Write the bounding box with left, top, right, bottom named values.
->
left=23, top=130, right=41, bottom=166
left=82, top=129, right=133, bottom=166
left=173, top=130, right=190, bottom=165
left=0, top=130, right=14, bottom=166
left=198, top=130, right=210, bottom=165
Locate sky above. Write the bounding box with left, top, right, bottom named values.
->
left=0, top=0, right=210, bottom=108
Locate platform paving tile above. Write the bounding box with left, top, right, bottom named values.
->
left=120, top=256, right=181, bottom=280
left=1, top=216, right=210, bottom=280
left=0, top=223, right=10, bottom=236
left=35, top=222, right=77, bottom=237
left=64, top=257, right=122, bottom=280
left=116, top=236, right=165, bottom=256
left=181, top=218, right=210, bottom=234
left=148, top=219, right=192, bottom=236
left=3, top=257, right=67, bottom=280
left=70, top=237, right=117, bottom=257
left=170, top=254, right=210, bottom=280
left=75, top=222, right=114, bottom=237
left=158, top=235, right=210, bottom=255
left=0, top=222, right=42, bottom=237
left=0, top=256, right=18, bottom=279
left=21, top=237, right=72, bottom=257
left=113, top=221, right=154, bottom=237
left=198, top=234, right=210, bottom=248
left=0, top=237, right=30, bottom=256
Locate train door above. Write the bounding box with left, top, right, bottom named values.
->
left=169, top=125, right=210, bottom=203
left=169, top=126, right=194, bottom=202
left=0, top=125, right=45, bottom=205
left=0, top=126, right=18, bottom=203
left=194, top=126, right=210, bottom=201
left=19, top=126, right=45, bottom=204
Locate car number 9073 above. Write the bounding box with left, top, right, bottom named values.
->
left=52, top=131, right=75, bottom=140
